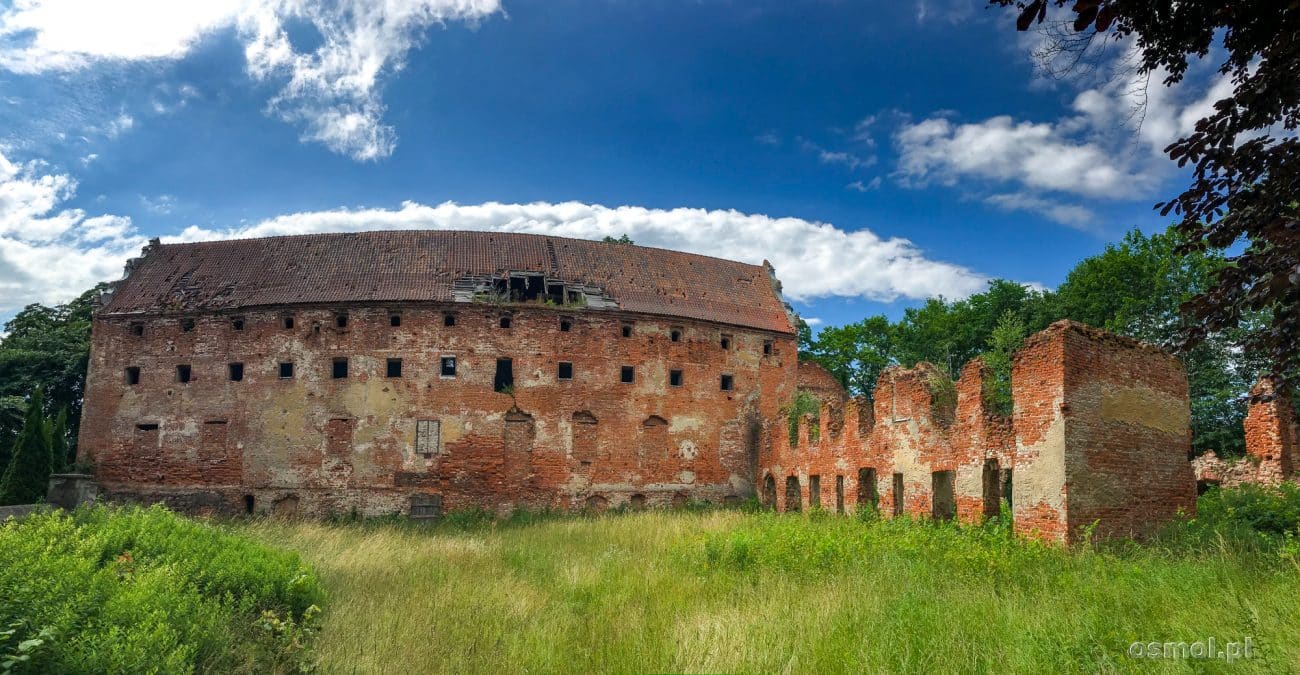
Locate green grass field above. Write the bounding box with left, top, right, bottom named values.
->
left=244, top=501, right=1300, bottom=674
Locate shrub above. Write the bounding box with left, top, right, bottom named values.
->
left=0, top=504, right=325, bottom=673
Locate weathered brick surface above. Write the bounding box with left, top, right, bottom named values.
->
left=1192, top=380, right=1299, bottom=488
left=80, top=304, right=796, bottom=516
left=760, top=320, right=1196, bottom=544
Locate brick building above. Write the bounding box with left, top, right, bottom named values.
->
left=78, top=231, right=799, bottom=517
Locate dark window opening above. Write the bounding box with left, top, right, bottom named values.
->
left=176, top=364, right=192, bottom=383
left=763, top=340, right=774, bottom=356
left=557, top=362, right=573, bottom=380
left=809, top=475, right=821, bottom=509
left=785, top=476, right=801, bottom=513
left=282, top=315, right=295, bottom=329
left=932, top=471, right=956, bottom=521
left=495, top=359, right=514, bottom=392
left=858, top=468, right=878, bottom=509
left=228, top=363, right=244, bottom=382
left=560, top=319, right=572, bottom=332
left=243, top=495, right=255, bottom=514
left=982, top=459, right=1002, bottom=518
left=180, top=318, right=195, bottom=332
left=231, top=317, right=245, bottom=331
left=440, top=356, right=457, bottom=377
left=507, top=274, right=545, bottom=302
left=836, top=475, right=845, bottom=514
left=125, top=367, right=140, bottom=385
left=670, top=327, right=682, bottom=342
left=443, top=313, right=457, bottom=327
left=386, top=358, right=403, bottom=378
left=621, top=323, right=633, bottom=338
left=335, top=313, right=348, bottom=328
left=669, top=369, right=683, bottom=387
left=279, top=362, right=294, bottom=378
left=1197, top=479, right=1220, bottom=496
left=389, top=313, right=402, bottom=327
left=499, top=316, right=512, bottom=329
left=136, top=423, right=159, bottom=431
left=1001, top=469, right=1014, bottom=510
left=892, top=473, right=904, bottom=516
left=763, top=474, right=777, bottom=508
left=620, top=365, right=634, bottom=383
left=130, top=322, right=144, bottom=336
left=332, top=358, right=348, bottom=379
left=547, top=283, right=566, bottom=304
left=720, top=374, right=734, bottom=391
left=720, top=335, right=731, bottom=350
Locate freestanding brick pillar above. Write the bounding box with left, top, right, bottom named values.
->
left=1011, top=321, right=1196, bottom=544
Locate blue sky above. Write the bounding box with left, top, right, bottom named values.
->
left=0, top=0, right=1228, bottom=330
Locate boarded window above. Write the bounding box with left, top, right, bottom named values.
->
left=557, top=362, right=573, bottom=380
left=669, top=369, right=683, bottom=387
left=410, top=493, right=443, bottom=519
left=332, top=358, right=348, bottom=379
left=125, top=367, right=140, bottom=385
left=785, top=476, right=801, bottom=513
left=835, top=475, right=845, bottom=513
left=387, top=358, right=403, bottom=378
left=228, top=363, right=244, bottom=382
left=982, top=459, right=1001, bottom=518
left=495, top=358, right=514, bottom=392
left=176, top=364, right=192, bottom=383
left=858, top=468, right=878, bottom=508
left=932, top=471, right=956, bottom=521
left=571, top=411, right=598, bottom=463
left=441, top=356, right=457, bottom=377
left=416, top=420, right=441, bottom=456
left=638, top=416, right=669, bottom=462
left=720, top=374, right=734, bottom=391
left=809, top=475, right=821, bottom=509
left=892, top=473, right=904, bottom=516
left=620, top=365, right=634, bottom=383
left=279, top=362, right=294, bottom=378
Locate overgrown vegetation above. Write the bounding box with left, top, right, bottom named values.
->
left=780, top=390, right=821, bottom=446
left=245, top=488, right=1300, bottom=673
left=0, top=505, right=324, bottom=673
left=0, top=390, right=68, bottom=506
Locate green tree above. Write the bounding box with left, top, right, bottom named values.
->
left=983, top=310, right=1027, bottom=417
left=601, top=234, right=634, bottom=245
left=47, top=408, right=68, bottom=473
left=0, top=390, right=52, bottom=505
left=803, top=316, right=895, bottom=398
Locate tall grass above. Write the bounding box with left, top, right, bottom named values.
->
left=247, top=496, right=1300, bottom=674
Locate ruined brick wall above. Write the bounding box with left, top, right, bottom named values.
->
left=796, top=361, right=848, bottom=404
left=1192, top=380, right=1298, bottom=489
left=761, top=320, right=1195, bottom=544
left=79, top=304, right=797, bottom=517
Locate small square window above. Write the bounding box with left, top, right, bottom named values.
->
left=228, top=363, right=244, bottom=381
left=558, top=362, right=573, bottom=380
left=621, top=323, right=632, bottom=338
left=282, top=315, right=295, bottom=329
left=763, top=340, right=774, bottom=356
left=440, top=356, right=457, bottom=377
left=332, top=358, right=348, bottom=379
left=389, top=314, right=401, bottom=327
left=620, top=365, right=634, bottom=383
left=180, top=318, right=195, bottom=332
left=279, top=362, right=294, bottom=378
left=560, top=319, right=572, bottom=332
left=669, top=369, right=683, bottom=387
left=176, top=364, right=192, bottom=383
left=670, top=327, right=682, bottom=342
left=499, top=316, right=512, bottom=329
left=443, top=313, right=456, bottom=327
left=720, top=334, right=732, bottom=350
left=231, top=317, right=245, bottom=331
left=130, top=322, right=144, bottom=336
left=335, top=313, right=348, bottom=328
left=720, top=374, right=734, bottom=391
left=125, top=367, right=140, bottom=385
left=387, top=358, right=403, bottom=378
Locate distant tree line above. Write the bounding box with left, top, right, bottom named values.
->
left=798, top=226, right=1275, bottom=457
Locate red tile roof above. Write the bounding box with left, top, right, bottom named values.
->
left=100, top=230, right=795, bottom=334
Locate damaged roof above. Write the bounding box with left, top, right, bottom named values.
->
left=98, top=230, right=796, bottom=334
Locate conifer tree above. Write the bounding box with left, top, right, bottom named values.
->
left=0, top=390, right=53, bottom=505
left=47, top=407, right=68, bottom=473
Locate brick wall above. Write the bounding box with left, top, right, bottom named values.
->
left=79, top=304, right=797, bottom=516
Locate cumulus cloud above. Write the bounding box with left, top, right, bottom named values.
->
left=168, top=201, right=990, bottom=303
left=0, top=150, right=146, bottom=315
left=984, top=193, right=1094, bottom=230
left=0, top=0, right=502, bottom=160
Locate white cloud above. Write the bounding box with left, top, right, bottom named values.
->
left=170, top=201, right=991, bottom=303
left=139, top=194, right=176, bottom=214
left=984, top=193, right=1094, bottom=230
left=802, top=317, right=823, bottom=327
left=799, top=137, right=872, bottom=170
left=0, top=150, right=145, bottom=315
left=0, top=0, right=502, bottom=160
left=846, top=177, right=881, bottom=193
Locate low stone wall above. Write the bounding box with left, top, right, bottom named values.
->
left=0, top=504, right=36, bottom=520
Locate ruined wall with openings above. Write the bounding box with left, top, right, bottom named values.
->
left=1192, top=379, right=1299, bottom=489
left=761, top=320, right=1196, bottom=544
left=80, top=304, right=797, bottom=517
